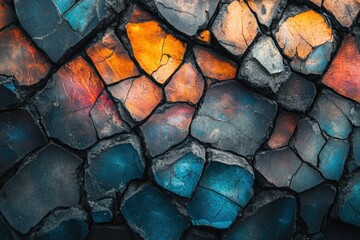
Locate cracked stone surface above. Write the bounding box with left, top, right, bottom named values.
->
left=211, top=0, right=259, bottom=56
left=1, top=0, right=360, bottom=238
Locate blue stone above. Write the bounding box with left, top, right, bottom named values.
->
left=319, top=138, right=349, bottom=180
left=0, top=77, right=20, bottom=110
left=85, top=134, right=145, bottom=200
left=310, top=90, right=352, bottom=139
left=290, top=163, right=323, bottom=193
left=187, top=187, right=241, bottom=229
left=0, top=144, right=82, bottom=234
left=54, top=0, right=75, bottom=14
left=336, top=171, right=360, bottom=227
left=0, top=109, right=47, bottom=174
left=187, top=149, right=254, bottom=229
left=299, top=184, right=336, bottom=233
left=151, top=140, right=205, bottom=198
left=29, top=207, right=89, bottom=240
left=351, top=128, right=360, bottom=170
left=223, top=191, right=296, bottom=240
left=0, top=216, right=17, bottom=240
left=120, top=183, right=189, bottom=240
left=89, top=198, right=115, bottom=223
left=292, top=118, right=326, bottom=167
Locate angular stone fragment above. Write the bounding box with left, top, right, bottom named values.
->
left=310, top=90, right=353, bottom=139
left=0, top=27, right=50, bottom=86
left=299, top=184, right=336, bottom=234
left=196, top=30, right=212, bottom=44
left=255, top=147, right=323, bottom=192
left=0, top=109, right=47, bottom=174
left=334, top=171, right=360, bottom=226
left=351, top=128, right=360, bottom=170
left=151, top=140, right=205, bottom=198
left=0, top=144, right=82, bottom=233
left=126, top=20, right=186, bottom=84
left=276, top=73, right=317, bottom=112
left=239, top=36, right=291, bottom=93
left=323, top=0, right=360, bottom=27
left=267, top=111, right=299, bottom=149
left=0, top=76, right=21, bottom=110
left=0, top=0, right=14, bottom=29
left=140, top=103, right=195, bottom=157
left=109, top=76, right=162, bottom=122
left=319, top=138, right=349, bottom=180
left=165, top=60, right=205, bottom=104
left=89, top=198, right=115, bottom=223
left=248, top=0, right=285, bottom=27
left=322, top=35, right=360, bottom=103
left=87, top=29, right=140, bottom=85
left=211, top=0, right=259, bottom=56
left=29, top=207, right=89, bottom=240
left=90, top=90, right=129, bottom=139
left=193, top=46, right=237, bottom=81
left=274, top=6, right=335, bottom=75
left=34, top=57, right=103, bottom=149
left=14, top=0, right=125, bottom=61
left=187, top=149, right=254, bottom=229
left=90, top=225, right=132, bottom=240
left=223, top=191, right=296, bottom=240
left=154, top=0, right=220, bottom=36
left=292, top=118, right=326, bottom=167
left=191, top=81, right=277, bottom=157
left=85, top=134, right=145, bottom=200
left=120, top=183, right=189, bottom=240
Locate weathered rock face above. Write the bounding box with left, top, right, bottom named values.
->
left=33, top=57, right=103, bottom=149
left=120, top=183, right=189, bottom=240
left=274, top=6, right=336, bottom=75
left=239, top=36, right=291, bottom=93
left=0, top=144, right=82, bottom=234
left=318, top=0, right=360, bottom=27
left=154, top=0, right=220, bottom=36
left=248, top=0, right=286, bottom=27
left=14, top=0, right=125, bottom=62
left=211, top=0, right=259, bottom=56
left=191, top=81, right=277, bottom=157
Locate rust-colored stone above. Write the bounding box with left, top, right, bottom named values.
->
left=275, top=9, right=334, bottom=60
left=268, top=112, right=299, bottom=149
left=322, top=35, right=360, bottom=103
left=0, top=27, right=50, bottom=86
left=126, top=20, right=186, bottom=84
left=165, top=61, right=204, bottom=104
left=109, top=75, right=163, bottom=122
left=0, top=0, right=14, bottom=29
left=196, top=30, right=211, bottom=44
left=193, top=46, right=237, bottom=81
left=211, top=0, right=259, bottom=56
left=87, top=30, right=140, bottom=85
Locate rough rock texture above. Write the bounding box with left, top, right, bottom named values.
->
left=248, top=0, right=286, bottom=27
left=33, top=57, right=104, bottom=149
left=211, top=0, right=259, bottom=56
left=85, top=134, right=145, bottom=200
left=154, top=0, right=220, bottom=36
left=191, top=81, right=277, bottom=157
left=322, top=0, right=360, bottom=27
left=239, top=36, right=291, bottom=93
left=0, top=144, right=82, bottom=233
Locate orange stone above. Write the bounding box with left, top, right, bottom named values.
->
left=126, top=20, right=186, bottom=84
left=0, top=27, right=50, bottom=86
left=322, top=35, right=360, bottom=103
left=193, top=46, right=237, bottom=81
left=87, top=29, right=140, bottom=85
left=196, top=30, right=211, bottom=44
left=56, top=57, right=104, bottom=106
left=109, top=75, right=163, bottom=121
left=165, top=61, right=205, bottom=104
left=267, top=112, right=299, bottom=149
left=0, top=0, right=14, bottom=29
left=275, top=9, right=334, bottom=60
left=248, top=0, right=283, bottom=27
left=127, top=5, right=153, bottom=23
left=323, top=0, right=360, bottom=27
left=211, top=0, right=259, bottom=56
